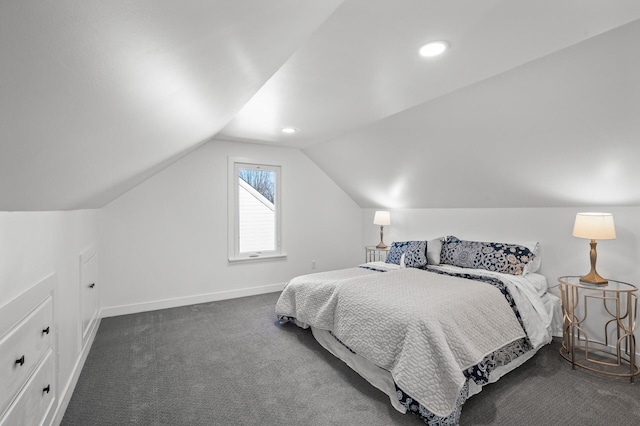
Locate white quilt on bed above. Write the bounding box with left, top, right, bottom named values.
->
left=276, top=267, right=527, bottom=417
left=275, top=266, right=380, bottom=329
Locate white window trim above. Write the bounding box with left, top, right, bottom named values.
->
left=227, top=253, right=287, bottom=264
left=227, top=157, right=285, bottom=262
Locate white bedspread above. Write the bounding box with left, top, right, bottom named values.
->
left=276, top=267, right=531, bottom=417
left=275, top=266, right=381, bottom=329
left=428, top=265, right=553, bottom=349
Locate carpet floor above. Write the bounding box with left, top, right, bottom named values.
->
left=62, top=292, right=640, bottom=425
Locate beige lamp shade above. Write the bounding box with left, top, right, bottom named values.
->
left=373, top=211, right=391, bottom=226
left=572, top=213, right=616, bottom=240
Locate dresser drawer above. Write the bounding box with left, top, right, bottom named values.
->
left=0, top=297, right=53, bottom=416
left=0, top=349, right=55, bottom=426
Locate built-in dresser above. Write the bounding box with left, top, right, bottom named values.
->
left=0, top=274, right=56, bottom=426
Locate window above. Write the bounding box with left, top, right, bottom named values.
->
left=228, top=160, right=283, bottom=261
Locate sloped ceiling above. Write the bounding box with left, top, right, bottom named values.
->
left=0, top=0, right=344, bottom=210
left=2, top=1, right=639, bottom=211
left=305, top=19, right=640, bottom=208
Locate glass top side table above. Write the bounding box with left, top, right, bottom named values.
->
left=557, top=275, right=639, bottom=382
left=364, top=246, right=390, bottom=262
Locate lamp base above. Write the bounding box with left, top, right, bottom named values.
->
left=376, top=225, right=388, bottom=249
left=579, top=239, right=608, bottom=285
left=579, top=270, right=608, bottom=285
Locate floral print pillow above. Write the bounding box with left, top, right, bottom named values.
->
left=440, top=236, right=535, bottom=275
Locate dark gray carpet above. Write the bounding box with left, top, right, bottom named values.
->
left=62, top=292, right=640, bottom=425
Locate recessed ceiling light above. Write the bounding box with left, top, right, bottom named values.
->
left=281, top=127, right=297, bottom=134
left=419, top=41, right=449, bottom=57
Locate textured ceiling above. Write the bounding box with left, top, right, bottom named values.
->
left=2, top=1, right=639, bottom=210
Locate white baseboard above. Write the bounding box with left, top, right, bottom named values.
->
left=100, top=282, right=286, bottom=318
left=50, top=317, right=101, bottom=426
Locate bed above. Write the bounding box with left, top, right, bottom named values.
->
left=275, top=236, right=563, bottom=425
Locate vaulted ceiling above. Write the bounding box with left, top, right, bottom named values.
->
left=2, top=1, right=639, bottom=211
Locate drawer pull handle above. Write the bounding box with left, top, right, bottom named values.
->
left=43, top=385, right=50, bottom=394
left=43, top=326, right=50, bottom=335
left=89, top=283, right=95, bottom=289
left=15, top=355, right=25, bottom=366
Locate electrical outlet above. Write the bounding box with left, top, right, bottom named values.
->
left=311, top=260, right=316, bottom=269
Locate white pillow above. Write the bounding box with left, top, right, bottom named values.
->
left=427, top=237, right=443, bottom=265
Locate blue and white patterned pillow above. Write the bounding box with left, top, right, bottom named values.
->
left=385, top=241, right=427, bottom=268
left=385, top=241, right=408, bottom=265
left=404, top=241, right=428, bottom=268
left=440, top=236, right=535, bottom=275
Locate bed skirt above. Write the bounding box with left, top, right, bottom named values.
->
left=310, top=327, right=541, bottom=418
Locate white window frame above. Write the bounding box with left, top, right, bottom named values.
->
left=228, top=158, right=285, bottom=262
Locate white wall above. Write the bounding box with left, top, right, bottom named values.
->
left=0, top=209, right=99, bottom=423
left=99, top=139, right=363, bottom=315
left=363, top=206, right=640, bottom=350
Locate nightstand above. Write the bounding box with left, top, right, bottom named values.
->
left=364, top=246, right=390, bottom=262
left=558, top=276, right=639, bottom=382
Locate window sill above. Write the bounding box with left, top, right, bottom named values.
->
left=228, top=253, right=288, bottom=264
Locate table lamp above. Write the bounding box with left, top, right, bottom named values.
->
left=572, top=212, right=616, bottom=285
left=373, top=211, right=391, bottom=249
